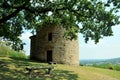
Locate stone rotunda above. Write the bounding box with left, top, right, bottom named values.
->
left=30, top=25, right=79, bottom=65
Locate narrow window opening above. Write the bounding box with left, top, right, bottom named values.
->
left=48, top=33, right=52, bottom=41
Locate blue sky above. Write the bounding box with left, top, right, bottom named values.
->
left=21, top=24, right=120, bottom=60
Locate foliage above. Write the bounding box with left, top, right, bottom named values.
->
left=0, top=0, right=120, bottom=45
left=0, top=37, right=25, bottom=51
left=92, top=63, right=120, bottom=71
left=9, top=51, right=28, bottom=59
left=0, top=44, right=10, bottom=57
left=0, top=41, right=28, bottom=59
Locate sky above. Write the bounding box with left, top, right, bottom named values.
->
left=20, top=24, right=120, bottom=60
left=79, top=24, right=120, bottom=60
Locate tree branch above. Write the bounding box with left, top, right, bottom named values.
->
left=0, top=0, right=29, bottom=24
left=0, top=2, right=67, bottom=24
left=23, top=6, right=67, bottom=14
left=0, top=9, right=21, bottom=24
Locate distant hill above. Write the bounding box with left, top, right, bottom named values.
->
left=80, top=57, right=120, bottom=65
left=106, top=57, right=120, bottom=64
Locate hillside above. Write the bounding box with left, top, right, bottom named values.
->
left=106, top=57, right=120, bottom=64
left=0, top=57, right=120, bottom=80
left=80, top=57, right=120, bottom=65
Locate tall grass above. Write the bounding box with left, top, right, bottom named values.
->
left=9, top=51, right=28, bottom=59
left=0, top=44, right=28, bottom=59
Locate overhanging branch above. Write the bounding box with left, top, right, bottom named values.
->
left=0, top=1, right=67, bottom=24
left=0, top=9, right=21, bottom=24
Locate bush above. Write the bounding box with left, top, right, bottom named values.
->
left=92, top=63, right=120, bottom=71
left=0, top=44, right=28, bottom=59
left=9, top=51, right=28, bottom=59
left=113, top=65, right=120, bottom=71
left=0, top=45, right=10, bottom=57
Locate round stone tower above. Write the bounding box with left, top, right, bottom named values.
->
left=30, top=25, right=79, bottom=65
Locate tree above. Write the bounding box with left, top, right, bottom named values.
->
left=0, top=0, right=120, bottom=48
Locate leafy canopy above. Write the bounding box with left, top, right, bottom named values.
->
left=0, top=0, right=120, bottom=46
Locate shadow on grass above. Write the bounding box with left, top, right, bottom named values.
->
left=51, top=69, right=78, bottom=80
left=0, top=65, right=26, bottom=80
left=0, top=66, right=78, bottom=80
left=0, top=57, right=78, bottom=80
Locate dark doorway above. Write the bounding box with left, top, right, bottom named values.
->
left=47, top=50, right=52, bottom=62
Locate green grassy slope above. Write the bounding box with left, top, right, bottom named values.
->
left=0, top=57, right=120, bottom=80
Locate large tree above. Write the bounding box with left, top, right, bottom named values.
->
left=0, top=0, right=120, bottom=47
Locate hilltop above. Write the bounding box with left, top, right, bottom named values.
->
left=0, top=57, right=120, bottom=80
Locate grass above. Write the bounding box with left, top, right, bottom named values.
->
left=0, top=45, right=120, bottom=80
left=92, top=63, right=120, bottom=71
left=0, top=57, right=120, bottom=80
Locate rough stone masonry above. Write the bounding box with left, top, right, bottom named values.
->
left=30, top=25, right=79, bottom=65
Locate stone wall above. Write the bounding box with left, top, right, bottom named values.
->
left=30, top=25, right=79, bottom=65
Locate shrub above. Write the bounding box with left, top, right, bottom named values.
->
left=0, top=45, right=10, bottom=57
left=113, top=65, right=120, bottom=71
left=0, top=44, right=28, bottom=59
left=91, top=63, right=120, bottom=71
left=9, top=51, right=28, bottom=59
